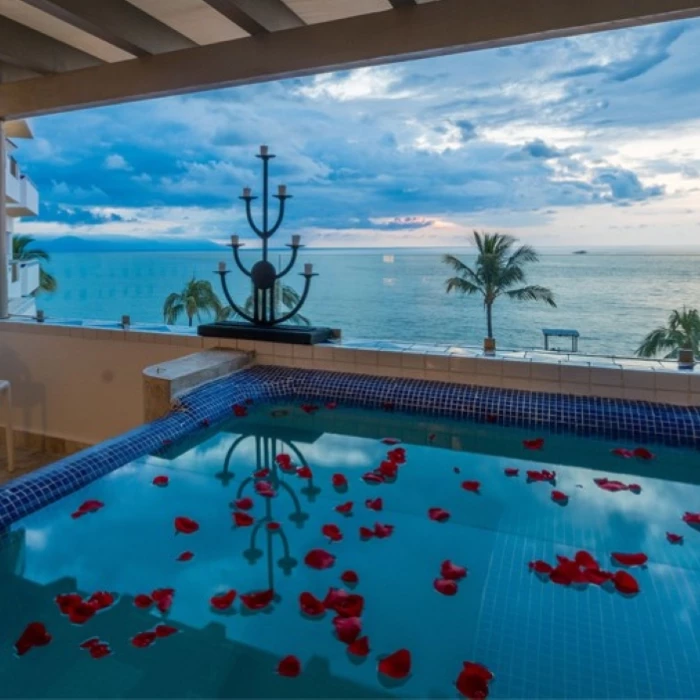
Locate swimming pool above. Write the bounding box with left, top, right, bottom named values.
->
left=1, top=367, right=700, bottom=698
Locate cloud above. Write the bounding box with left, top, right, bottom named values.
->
left=104, top=153, right=131, bottom=171
left=521, top=139, right=562, bottom=159
left=593, top=167, right=664, bottom=202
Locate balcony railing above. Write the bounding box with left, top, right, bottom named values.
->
left=7, top=259, right=40, bottom=299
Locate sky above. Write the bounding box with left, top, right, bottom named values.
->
left=14, top=15, right=700, bottom=249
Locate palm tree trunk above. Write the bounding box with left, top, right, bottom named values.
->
left=486, top=302, right=493, bottom=339
left=188, top=315, right=193, bottom=327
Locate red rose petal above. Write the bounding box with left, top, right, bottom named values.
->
left=55, top=593, right=82, bottom=615
left=429, top=507, right=451, bottom=522
left=461, top=480, right=480, bottom=493
left=154, top=624, right=178, bottom=638
left=583, top=568, right=613, bottom=585
left=87, top=591, right=114, bottom=611
left=528, top=560, right=553, bottom=574
left=299, top=592, right=326, bottom=617
left=611, top=448, right=634, bottom=458
left=434, top=578, right=458, bottom=596
left=365, top=498, right=383, bottom=511
left=574, top=551, right=600, bottom=570
left=174, top=516, right=199, bottom=534
left=341, top=570, right=359, bottom=584
left=381, top=437, right=401, bottom=445
left=327, top=592, right=364, bottom=618
left=68, top=602, right=97, bottom=625
left=633, top=447, right=654, bottom=460
left=456, top=662, right=494, bottom=699
left=232, top=404, right=248, bottom=417
left=79, top=637, right=100, bottom=649
left=153, top=475, right=169, bottom=487
left=335, top=501, right=353, bottom=514
left=234, top=498, right=254, bottom=511
left=253, top=468, right=270, bottom=479
left=348, top=635, right=370, bottom=657
left=275, top=453, right=293, bottom=471
left=152, top=588, right=174, bottom=613
left=266, top=521, right=281, bottom=532
left=373, top=523, right=394, bottom=538
left=88, top=642, right=111, bottom=659
left=326, top=401, right=338, bottom=409
left=333, top=616, right=362, bottom=644
left=305, top=548, right=336, bottom=569
left=523, top=437, right=544, bottom=450
left=278, top=655, right=301, bottom=677
left=378, top=461, right=398, bottom=479
left=322, top=524, right=343, bottom=542
left=131, top=631, right=157, bottom=648
left=463, top=661, right=494, bottom=682
left=527, top=470, right=556, bottom=482
left=667, top=532, right=684, bottom=544
left=359, top=526, right=375, bottom=539
left=332, top=474, right=348, bottom=488
left=134, top=594, right=153, bottom=609
left=611, top=552, right=648, bottom=567
left=682, top=512, right=700, bottom=524
left=362, top=472, right=384, bottom=484
left=504, top=468, right=519, bottom=477
left=233, top=511, right=254, bottom=527
left=240, top=589, right=274, bottom=611
left=15, top=622, right=52, bottom=656
left=613, top=570, right=640, bottom=595
left=378, top=648, right=411, bottom=679
left=296, top=465, right=313, bottom=479
left=72, top=500, right=104, bottom=518
left=177, top=551, right=194, bottom=561
left=255, top=480, right=276, bottom=498
left=210, top=590, right=237, bottom=610
left=387, top=447, right=406, bottom=464
left=551, top=490, right=568, bottom=503
left=301, top=403, right=320, bottom=414
left=441, top=560, right=467, bottom=580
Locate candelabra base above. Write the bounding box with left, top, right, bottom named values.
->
left=198, top=322, right=333, bottom=345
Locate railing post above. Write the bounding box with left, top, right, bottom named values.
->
left=0, top=119, right=8, bottom=319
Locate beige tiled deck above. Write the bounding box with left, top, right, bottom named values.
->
left=0, top=448, right=55, bottom=486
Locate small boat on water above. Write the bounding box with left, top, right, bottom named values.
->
left=383, top=254, right=395, bottom=263
left=573, top=250, right=588, bottom=255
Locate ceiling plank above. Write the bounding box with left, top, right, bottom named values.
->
left=0, top=61, right=41, bottom=83
left=201, top=0, right=304, bottom=34
left=0, top=15, right=101, bottom=74
left=389, top=0, right=416, bottom=7
left=2, top=0, right=700, bottom=118
left=19, top=0, right=196, bottom=56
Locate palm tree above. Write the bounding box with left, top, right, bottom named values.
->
left=443, top=231, right=556, bottom=341
left=12, top=234, right=57, bottom=293
left=636, top=308, right=700, bottom=358
left=217, top=280, right=310, bottom=326
left=163, top=277, right=224, bottom=327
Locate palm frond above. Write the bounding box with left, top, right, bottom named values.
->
left=445, top=277, right=481, bottom=296
left=505, top=285, right=557, bottom=307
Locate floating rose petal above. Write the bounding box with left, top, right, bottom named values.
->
left=633, top=447, right=654, bottom=460
left=233, top=511, right=254, bottom=527
left=441, top=560, right=467, bottom=580
left=365, top=498, right=383, bottom=511
left=348, top=636, right=370, bottom=657
left=333, top=616, right=362, bottom=643
left=456, top=662, right=494, bottom=699
left=613, top=570, right=640, bottom=595
left=174, top=516, right=199, bottom=534
left=387, top=447, right=406, bottom=464
left=378, top=461, right=398, bottom=479
left=584, top=569, right=613, bottom=586
left=278, top=655, right=301, bottom=677
left=574, top=551, right=600, bottom=570
left=528, top=560, right=553, bottom=574
left=155, top=624, right=178, bottom=638
left=240, top=589, right=274, bottom=611
left=462, top=662, right=494, bottom=682
left=255, top=481, right=276, bottom=498
left=275, top=453, right=293, bottom=470
left=89, top=642, right=111, bottom=659
left=362, top=472, right=384, bottom=484
left=373, top=523, right=394, bottom=539
left=325, top=402, right=338, bottom=410
left=341, top=570, right=359, bottom=584
left=327, top=592, right=364, bottom=618
left=305, top=548, right=336, bottom=569
left=461, top=481, right=480, bottom=493
left=594, top=478, right=629, bottom=492
left=68, top=602, right=97, bottom=625
left=378, top=649, right=412, bottom=679
left=322, top=524, right=343, bottom=542
left=628, top=483, right=642, bottom=493
left=56, top=593, right=82, bottom=615
left=324, top=588, right=345, bottom=609
left=266, top=521, right=280, bottom=532
left=300, top=403, right=320, bottom=414
left=428, top=507, right=451, bottom=522
left=234, top=497, right=253, bottom=511
left=359, top=526, right=375, bottom=539
left=71, top=499, right=105, bottom=519
left=527, top=470, right=556, bottom=483
left=667, top=532, right=684, bottom=544
left=504, top=468, right=519, bottom=477
left=296, top=466, right=313, bottom=479
left=683, top=512, right=700, bottom=524
left=15, top=622, right=52, bottom=656
left=232, top=404, right=247, bottom=417
left=335, top=501, right=353, bottom=515
left=382, top=437, right=401, bottom=445
left=253, top=468, right=270, bottom=479
left=611, top=552, right=648, bottom=567
left=523, top=438, right=544, bottom=450
left=611, top=448, right=634, bottom=458
left=299, top=592, right=325, bottom=617
left=80, top=638, right=100, bottom=649
left=134, top=594, right=153, bottom=609
left=131, top=631, right=157, bottom=649
left=152, top=588, right=174, bottom=614
left=210, top=590, right=237, bottom=611
left=551, top=490, right=568, bottom=504
left=88, top=591, right=114, bottom=611
left=434, top=578, right=458, bottom=596
left=152, top=475, right=169, bottom=487
left=332, top=474, right=348, bottom=489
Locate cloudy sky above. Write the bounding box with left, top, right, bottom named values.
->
left=15, top=15, right=700, bottom=248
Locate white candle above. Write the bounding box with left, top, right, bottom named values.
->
left=278, top=184, right=287, bottom=196
left=304, top=263, right=313, bottom=275
left=36, top=309, right=45, bottom=322
left=218, top=261, right=226, bottom=272
left=260, top=145, right=269, bottom=156
left=292, top=235, right=301, bottom=246
left=231, top=235, right=239, bottom=246
left=243, top=187, right=251, bottom=197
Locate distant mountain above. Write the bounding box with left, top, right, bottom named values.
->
left=33, top=235, right=225, bottom=253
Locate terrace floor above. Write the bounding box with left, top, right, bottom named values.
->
left=0, top=447, right=55, bottom=486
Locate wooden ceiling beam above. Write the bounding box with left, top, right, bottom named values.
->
left=0, top=15, right=101, bottom=74
left=389, top=0, right=417, bottom=7
left=19, top=0, right=196, bottom=57
left=2, top=0, right=700, bottom=119
left=201, top=0, right=304, bottom=34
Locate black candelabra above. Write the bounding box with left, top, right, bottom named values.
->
left=216, top=145, right=316, bottom=327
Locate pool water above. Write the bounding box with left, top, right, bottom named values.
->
left=2, top=402, right=700, bottom=698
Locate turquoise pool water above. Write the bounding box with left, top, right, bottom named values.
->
left=2, top=403, right=700, bottom=698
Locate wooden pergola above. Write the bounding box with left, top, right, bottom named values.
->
left=1, top=0, right=699, bottom=314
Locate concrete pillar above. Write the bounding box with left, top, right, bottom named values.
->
left=0, top=119, right=8, bottom=318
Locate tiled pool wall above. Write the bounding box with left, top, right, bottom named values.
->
left=2, top=319, right=700, bottom=406
left=2, top=364, right=700, bottom=533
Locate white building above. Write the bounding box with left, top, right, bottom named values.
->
left=3, top=120, right=40, bottom=316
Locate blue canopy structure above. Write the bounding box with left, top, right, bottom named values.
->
left=542, top=328, right=580, bottom=352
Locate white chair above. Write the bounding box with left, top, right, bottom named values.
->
left=0, top=380, right=13, bottom=472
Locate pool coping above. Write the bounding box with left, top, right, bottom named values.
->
left=1, top=364, right=699, bottom=530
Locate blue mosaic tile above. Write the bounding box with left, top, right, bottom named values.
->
left=2, top=365, right=699, bottom=531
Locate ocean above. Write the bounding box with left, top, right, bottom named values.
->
left=36, top=248, right=700, bottom=356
